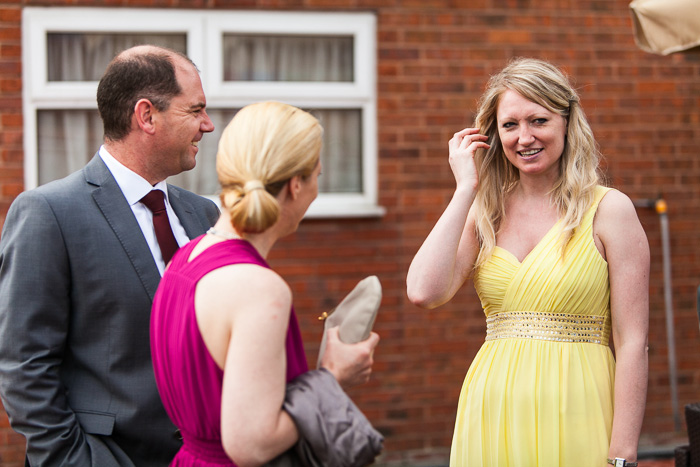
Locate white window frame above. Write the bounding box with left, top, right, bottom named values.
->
left=22, top=7, right=383, bottom=218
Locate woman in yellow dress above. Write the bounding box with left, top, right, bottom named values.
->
left=407, top=58, right=649, bottom=466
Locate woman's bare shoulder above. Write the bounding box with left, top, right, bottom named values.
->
left=196, top=263, right=292, bottom=320
left=596, top=188, right=638, bottom=227
left=594, top=187, right=648, bottom=259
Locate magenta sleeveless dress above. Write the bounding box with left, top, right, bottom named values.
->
left=151, top=236, right=309, bottom=466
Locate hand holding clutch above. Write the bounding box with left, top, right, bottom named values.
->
left=316, top=275, right=382, bottom=368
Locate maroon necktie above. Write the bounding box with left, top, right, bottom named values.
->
left=140, top=190, right=179, bottom=265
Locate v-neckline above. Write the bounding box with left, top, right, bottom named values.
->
left=494, top=218, right=562, bottom=265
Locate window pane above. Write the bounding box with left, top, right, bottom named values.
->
left=36, top=108, right=223, bottom=193
left=311, top=109, right=362, bottom=193
left=168, top=109, right=238, bottom=195
left=36, top=107, right=361, bottom=195
left=222, top=34, right=353, bottom=82
left=37, top=109, right=102, bottom=185
left=47, top=33, right=187, bottom=81
left=172, top=108, right=363, bottom=195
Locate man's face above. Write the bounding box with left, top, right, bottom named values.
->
left=152, top=59, right=215, bottom=178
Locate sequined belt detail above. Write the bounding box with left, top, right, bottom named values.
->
left=485, top=311, right=610, bottom=345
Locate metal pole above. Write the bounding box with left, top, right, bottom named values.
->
left=632, top=198, right=681, bottom=432
left=656, top=199, right=681, bottom=432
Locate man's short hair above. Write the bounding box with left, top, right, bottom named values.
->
left=96, top=47, right=192, bottom=141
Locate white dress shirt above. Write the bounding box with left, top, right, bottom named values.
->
left=99, top=146, right=190, bottom=275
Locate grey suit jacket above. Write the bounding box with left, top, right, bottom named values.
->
left=0, top=155, right=219, bottom=466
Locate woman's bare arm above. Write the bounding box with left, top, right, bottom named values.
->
left=406, top=128, right=488, bottom=308
left=595, top=190, right=649, bottom=462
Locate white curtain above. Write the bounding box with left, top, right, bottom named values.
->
left=169, top=109, right=238, bottom=195
left=37, top=109, right=102, bottom=185
left=312, top=109, right=362, bottom=193
left=223, top=34, right=353, bottom=82
left=170, top=108, right=363, bottom=195
left=39, top=33, right=188, bottom=185
left=40, top=33, right=362, bottom=194
left=47, top=33, right=187, bottom=81
left=222, top=34, right=362, bottom=193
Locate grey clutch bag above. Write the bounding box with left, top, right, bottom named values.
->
left=316, top=275, right=382, bottom=368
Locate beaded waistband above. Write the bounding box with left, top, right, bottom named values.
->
left=485, top=311, right=610, bottom=345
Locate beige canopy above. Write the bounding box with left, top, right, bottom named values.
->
left=630, top=0, right=700, bottom=55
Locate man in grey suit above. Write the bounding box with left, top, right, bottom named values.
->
left=0, top=45, right=219, bottom=466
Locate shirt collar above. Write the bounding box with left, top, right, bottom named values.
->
left=99, top=146, right=170, bottom=206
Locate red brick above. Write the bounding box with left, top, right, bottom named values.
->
left=0, top=57, right=20, bottom=70
left=0, top=79, right=22, bottom=93
left=637, top=81, right=678, bottom=94
left=0, top=130, right=21, bottom=145
left=0, top=97, right=20, bottom=110
left=2, top=183, right=22, bottom=197
left=487, top=29, right=532, bottom=44
left=1, top=113, right=21, bottom=127
left=0, top=8, right=21, bottom=22
left=0, top=44, right=20, bottom=57
left=0, top=26, right=20, bottom=41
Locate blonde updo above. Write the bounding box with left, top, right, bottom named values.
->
left=217, top=101, right=322, bottom=234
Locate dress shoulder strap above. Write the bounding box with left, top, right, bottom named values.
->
left=579, top=185, right=615, bottom=232
left=184, top=239, right=270, bottom=283
left=168, top=234, right=204, bottom=270
left=591, top=185, right=615, bottom=216
left=593, top=185, right=613, bottom=206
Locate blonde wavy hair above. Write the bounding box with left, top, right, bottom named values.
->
left=473, top=57, right=602, bottom=268
left=216, top=101, right=322, bottom=234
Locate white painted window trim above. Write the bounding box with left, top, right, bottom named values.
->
left=22, top=6, right=383, bottom=218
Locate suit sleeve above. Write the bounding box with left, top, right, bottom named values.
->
left=0, top=191, right=106, bottom=466
left=205, top=199, right=220, bottom=226
left=190, top=195, right=219, bottom=234
left=195, top=195, right=219, bottom=229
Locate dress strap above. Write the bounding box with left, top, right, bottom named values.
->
left=575, top=185, right=615, bottom=237
left=589, top=186, right=614, bottom=218
left=182, top=238, right=269, bottom=283
left=168, top=234, right=205, bottom=269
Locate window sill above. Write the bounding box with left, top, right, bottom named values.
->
left=305, top=201, right=385, bottom=219
left=205, top=196, right=386, bottom=219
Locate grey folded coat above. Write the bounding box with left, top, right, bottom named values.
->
left=265, top=368, right=384, bottom=467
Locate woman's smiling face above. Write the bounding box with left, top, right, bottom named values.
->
left=496, top=89, right=568, bottom=180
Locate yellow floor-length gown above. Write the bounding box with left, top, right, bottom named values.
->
left=450, top=186, right=616, bottom=467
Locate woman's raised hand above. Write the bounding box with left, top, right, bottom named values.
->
left=406, top=128, right=485, bottom=309
left=448, top=128, right=489, bottom=192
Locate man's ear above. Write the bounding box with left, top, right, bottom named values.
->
left=134, top=99, right=156, bottom=135
left=287, top=175, right=302, bottom=200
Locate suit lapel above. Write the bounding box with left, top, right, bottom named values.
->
left=168, top=186, right=207, bottom=240
left=85, top=155, right=161, bottom=301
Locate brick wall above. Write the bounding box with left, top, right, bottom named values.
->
left=0, top=5, right=21, bottom=231
left=2, top=0, right=700, bottom=465
left=0, top=4, right=26, bottom=464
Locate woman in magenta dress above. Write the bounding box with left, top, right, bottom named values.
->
left=151, top=102, right=380, bottom=466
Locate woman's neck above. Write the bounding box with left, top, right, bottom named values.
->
left=515, top=171, right=558, bottom=200
left=211, top=216, right=278, bottom=259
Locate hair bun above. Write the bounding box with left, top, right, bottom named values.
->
left=216, top=101, right=322, bottom=234
left=243, top=180, right=265, bottom=194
